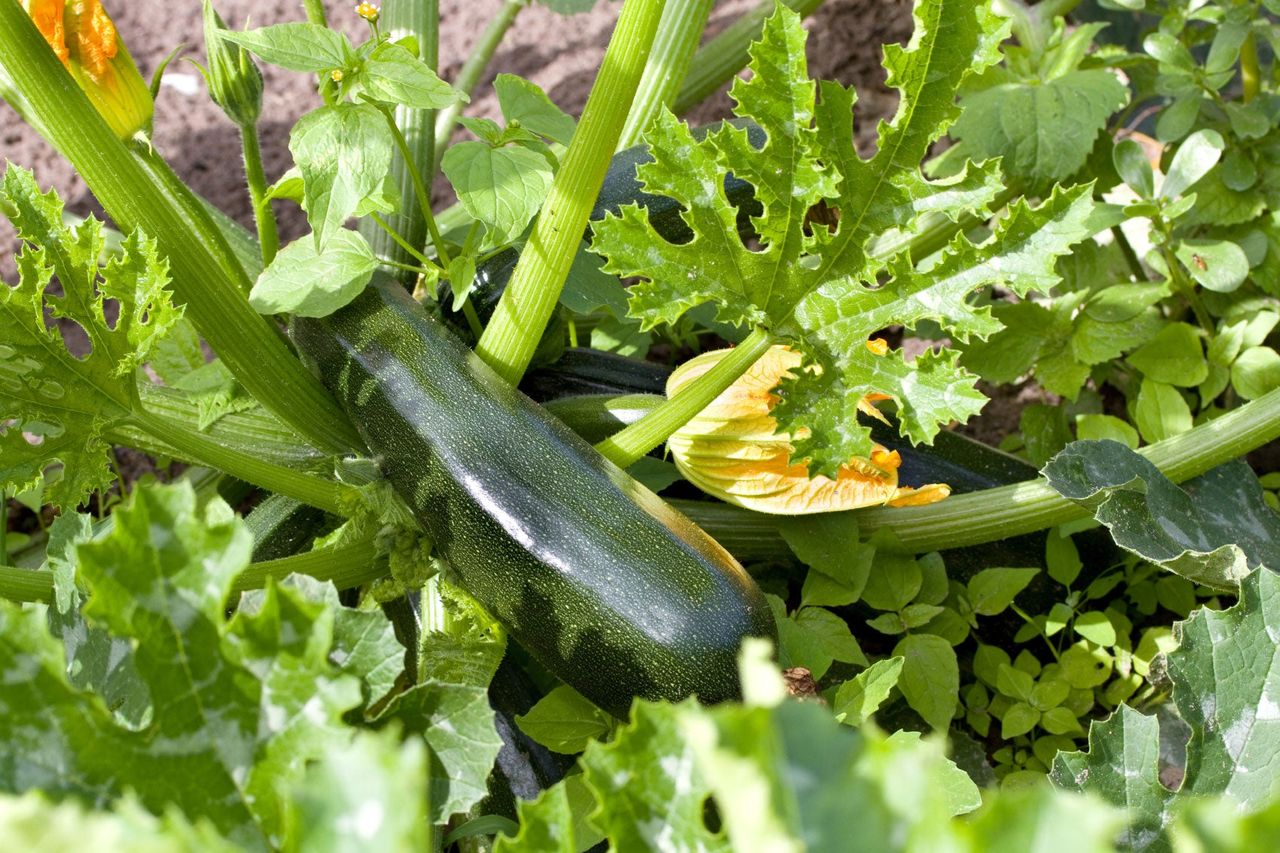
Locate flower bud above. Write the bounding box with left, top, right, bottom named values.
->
left=665, top=345, right=950, bottom=515
left=23, top=0, right=153, bottom=139
left=201, top=0, right=263, bottom=128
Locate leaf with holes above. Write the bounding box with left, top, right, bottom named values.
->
left=592, top=2, right=1097, bottom=475
left=1052, top=569, right=1280, bottom=851
left=0, top=167, right=180, bottom=509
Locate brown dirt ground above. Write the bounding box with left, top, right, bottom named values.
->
left=1, top=0, right=913, bottom=267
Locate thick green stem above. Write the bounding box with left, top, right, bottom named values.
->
left=130, top=411, right=353, bottom=514
left=672, top=0, right=825, bottom=115
left=851, top=386, right=1280, bottom=553
left=302, top=0, right=328, bottom=26
left=595, top=326, right=774, bottom=468
left=432, top=0, right=526, bottom=176
left=1241, top=29, right=1260, bottom=103
left=476, top=0, right=668, bottom=384
left=0, top=2, right=361, bottom=454
left=618, top=0, right=713, bottom=149
left=360, top=0, right=439, bottom=283
left=0, top=535, right=381, bottom=605
left=240, top=123, right=280, bottom=266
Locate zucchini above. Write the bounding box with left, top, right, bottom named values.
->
left=292, top=277, right=775, bottom=717
left=522, top=349, right=671, bottom=402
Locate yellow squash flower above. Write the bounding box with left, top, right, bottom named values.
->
left=24, top=0, right=152, bottom=139
left=666, top=345, right=950, bottom=515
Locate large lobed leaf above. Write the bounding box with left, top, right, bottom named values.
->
left=0, top=482, right=436, bottom=847
left=592, top=1, right=1097, bottom=476
left=1043, top=440, right=1280, bottom=590
left=1052, top=568, right=1280, bottom=851
left=0, top=166, right=180, bottom=509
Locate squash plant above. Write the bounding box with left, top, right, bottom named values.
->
left=1, top=0, right=1280, bottom=848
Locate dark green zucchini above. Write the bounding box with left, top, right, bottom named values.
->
left=521, top=349, right=671, bottom=402
left=244, top=494, right=338, bottom=562
left=292, top=277, right=775, bottom=717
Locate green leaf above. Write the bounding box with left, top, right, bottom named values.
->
left=1046, top=529, right=1083, bottom=588
left=494, top=74, right=576, bottom=145
left=375, top=610, right=505, bottom=823
left=964, top=784, right=1123, bottom=850
left=45, top=511, right=150, bottom=728
left=220, top=23, right=351, bottom=73
left=1074, top=611, right=1117, bottom=647
left=0, top=791, right=237, bottom=851
left=781, top=514, right=871, bottom=607
left=516, top=685, right=613, bottom=754
left=1054, top=570, right=1280, bottom=850
left=1076, top=414, right=1140, bottom=449
left=0, top=482, right=363, bottom=845
left=1001, top=702, right=1040, bottom=739
left=249, top=229, right=378, bottom=317
left=1114, top=138, right=1154, bottom=198
left=581, top=700, right=727, bottom=851
left=1127, top=322, right=1208, bottom=386
left=289, top=103, right=394, bottom=248
left=685, top=700, right=979, bottom=849
left=951, top=70, right=1128, bottom=190
left=358, top=40, right=460, bottom=109
left=288, top=728, right=430, bottom=851
left=1175, top=239, right=1249, bottom=293
left=1160, top=128, right=1224, bottom=199
left=593, top=3, right=1051, bottom=475
left=833, top=657, right=904, bottom=727
left=442, top=142, right=555, bottom=247
left=1232, top=346, right=1280, bottom=400
left=1044, top=441, right=1280, bottom=590
left=967, top=567, right=1039, bottom=616
left=893, top=633, right=958, bottom=732
left=860, top=538, right=922, bottom=611
left=495, top=775, right=603, bottom=853
left=0, top=168, right=180, bottom=509
left=1133, top=379, right=1192, bottom=443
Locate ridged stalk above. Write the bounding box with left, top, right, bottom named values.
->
left=360, top=0, right=439, bottom=281
left=475, top=0, right=668, bottom=384
left=618, top=0, right=713, bottom=149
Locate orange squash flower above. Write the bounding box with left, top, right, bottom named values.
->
left=666, top=345, right=950, bottom=515
left=24, top=0, right=152, bottom=139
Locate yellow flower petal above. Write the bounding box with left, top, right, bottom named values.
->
left=666, top=344, right=947, bottom=516
left=23, top=0, right=152, bottom=139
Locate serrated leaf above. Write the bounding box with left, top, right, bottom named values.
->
left=581, top=700, right=728, bottom=852
left=0, top=481, right=362, bottom=846
left=357, top=40, right=461, bottom=109
left=1043, top=441, right=1280, bottom=590
left=376, top=609, right=505, bottom=824
left=220, top=23, right=351, bottom=73
left=289, top=103, right=395, bottom=248
left=288, top=728, right=430, bottom=851
left=0, top=791, right=237, bottom=852
left=952, top=69, right=1129, bottom=190
left=442, top=141, right=555, bottom=246
left=0, top=167, right=180, bottom=509
left=1054, top=569, right=1280, bottom=850
left=592, top=3, right=1056, bottom=476
left=249, top=228, right=378, bottom=317
left=495, top=775, right=603, bottom=853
